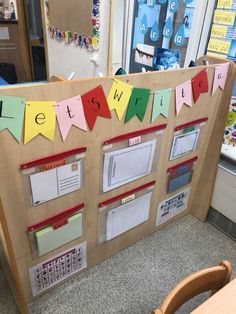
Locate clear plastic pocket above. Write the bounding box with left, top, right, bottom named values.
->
left=20, top=147, right=86, bottom=207
left=98, top=181, right=156, bottom=243
left=101, top=125, right=166, bottom=193
left=170, top=118, right=208, bottom=161
left=27, top=203, right=84, bottom=258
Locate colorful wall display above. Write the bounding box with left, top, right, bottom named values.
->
left=129, top=0, right=196, bottom=73
left=0, top=63, right=229, bottom=143
left=44, top=0, right=100, bottom=51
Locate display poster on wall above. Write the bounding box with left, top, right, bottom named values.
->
left=129, top=0, right=196, bottom=73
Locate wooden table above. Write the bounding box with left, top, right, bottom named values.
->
left=191, top=278, right=236, bottom=314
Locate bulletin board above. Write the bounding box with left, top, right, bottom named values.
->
left=0, top=56, right=235, bottom=314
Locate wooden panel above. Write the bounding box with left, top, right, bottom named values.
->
left=0, top=58, right=234, bottom=313
left=48, top=0, right=93, bottom=36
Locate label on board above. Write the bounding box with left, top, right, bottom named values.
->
left=40, top=159, right=66, bottom=172
left=129, top=136, right=141, bottom=146
left=121, top=194, right=135, bottom=204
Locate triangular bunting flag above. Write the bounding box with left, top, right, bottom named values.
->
left=192, top=69, right=209, bottom=103
left=212, top=63, right=229, bottom=95
left=107, top=80, right=133, bottom=120
left=175, top=80, right=192, bottom=115
left=0, top=95, right=25, bottom=142
left=56, top=95, right=87, bottom=141
left=81, top=86, right=111, bottom=130
left=151, top=88, right=171, bottom=122
left=24, top=101, right=56, bottom=144
left=125, top=88, right=150, bottom=123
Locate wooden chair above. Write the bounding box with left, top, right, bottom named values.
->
left=152, top=260, right=232, bottom=314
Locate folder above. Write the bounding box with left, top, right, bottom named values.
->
left=28, top=204, right=84, bottom=257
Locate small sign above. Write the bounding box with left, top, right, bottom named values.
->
left=0, top=27, right=9, bottom=40
left=40, top=159, right=66, bottom=172
left=129, top=136, right=141, bottom=146
left=122, top=194, right=135, bottom=204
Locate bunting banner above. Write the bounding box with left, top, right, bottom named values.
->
left=192, top=69, right=209, bottom=103
left=0, top=96, right=25, bottom=142
left=24, top=101, right=56, bottom=144
left=56, top=95, right=88, bottom=141
left=212, top=63, right=229, bottom=95
left=81, top=86, right=111, bottom=130
left=175, top=80, right=192, bottom=115
left=125, top=88, right=151, bottom=123
left=151, top=88, right=172, bottom=122
left=107, top=80, right=133, bottom=120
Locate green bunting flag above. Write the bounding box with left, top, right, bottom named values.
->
left=151, top=88, right=172, bottom=122
left=0, top=95, right=26, bottom=142
left=125, top=88, right=150, bottom=123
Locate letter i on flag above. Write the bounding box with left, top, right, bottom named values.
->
left=81, top=86, right=111, bottom=130
left=56, top=95, right=87, bottom=141
left=175, top=80, right=192, bottom=115
left=107, top=80, right=133, bottom=120
left=125, top=88, right=151, bottom=123
left=24, top=101, right=56, bottom=144
left=191, top=69, right=209, bottom=103
left=151, top=88, right=172, bottom=122
left=0, top=95, right=25, bottom=142
left=212, top=63, right=229, bottom=95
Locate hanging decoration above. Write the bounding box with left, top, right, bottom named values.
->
left=163, top=16, right=173, bottom=39
left=44, top=0, right=100, bottom=51
left=0, top=64, right=230, bottom=143
left=169, top=0, right=179, bottom=13
left=174, top=24, right=186, bottom=47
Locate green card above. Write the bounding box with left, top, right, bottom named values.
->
left=151, top=88, right=171, bottom=122
left=125, top=88, right=150, bottom=123
left=0, top=95, right=26, bottom=142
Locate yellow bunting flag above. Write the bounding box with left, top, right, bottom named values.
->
left=24, top=101, right=56, bottom=144
left=107, top=80, right=133, bottom=120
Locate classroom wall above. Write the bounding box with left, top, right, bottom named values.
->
left=43, top=1, right=110, bottom=80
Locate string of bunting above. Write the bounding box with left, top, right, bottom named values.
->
left=45, top=0, right=100, bottom=51
left=0, top=63, right=229, bottom=144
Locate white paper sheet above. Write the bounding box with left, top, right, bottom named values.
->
left=170, top=129, right=200, bottom=160
left=30, top=161, right=82, bottom=205
left=103, top=140, right=156, bottom=192
left=0, top=27, right=9, bottom=40
left=156, top=188, right=191, bottom=226
left=106, top=192, right=152, bottom=241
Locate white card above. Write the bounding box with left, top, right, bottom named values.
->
left=156, top=187, right=191, bottom=226
left=106, top=192, right=152, bottom=241
left=170, top=129, right=200, bottom=160
left=103, top=140, right=156, bottom=192
left=29, top=242, right=87, bottom=296
left=30, top=161, right=82, bottom=206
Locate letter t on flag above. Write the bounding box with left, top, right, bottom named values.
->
left=107, top=80, right=133, bottom=120
left=212, top=63, right=229, bottom=95
left=191, top=69, right=209, bottom=103
left=81, top=86, right=111, bottom=130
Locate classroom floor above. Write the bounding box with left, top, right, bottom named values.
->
left=1, top=214, right=236, bottom=314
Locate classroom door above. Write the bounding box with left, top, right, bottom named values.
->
left=124, top=0, right=216, bottom=73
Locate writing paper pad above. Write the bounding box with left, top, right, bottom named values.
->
left=106, top=192, right=152, bottom=241
left=170, top=129, right=200, bottom=160
left=103, top=140, right=156, bottom=192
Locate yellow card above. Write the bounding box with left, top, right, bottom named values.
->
left=207, top=51, right=227, bottom=59
left=207, top=38, right=231, bottom=54
left=214, top=10, right=235, bottom=26
left=24, top=101, right=56, bottom=144
left=211, top=25, right=228, bottom=38
left=217, top=0, right=233, bottom=9
left=107, top=80, right=133, bottom=120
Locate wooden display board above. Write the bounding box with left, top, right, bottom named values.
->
left=0, top=57, right=235, bottom=313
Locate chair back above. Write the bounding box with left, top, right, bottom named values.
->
left=152, top=260, right=232, bottom=314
